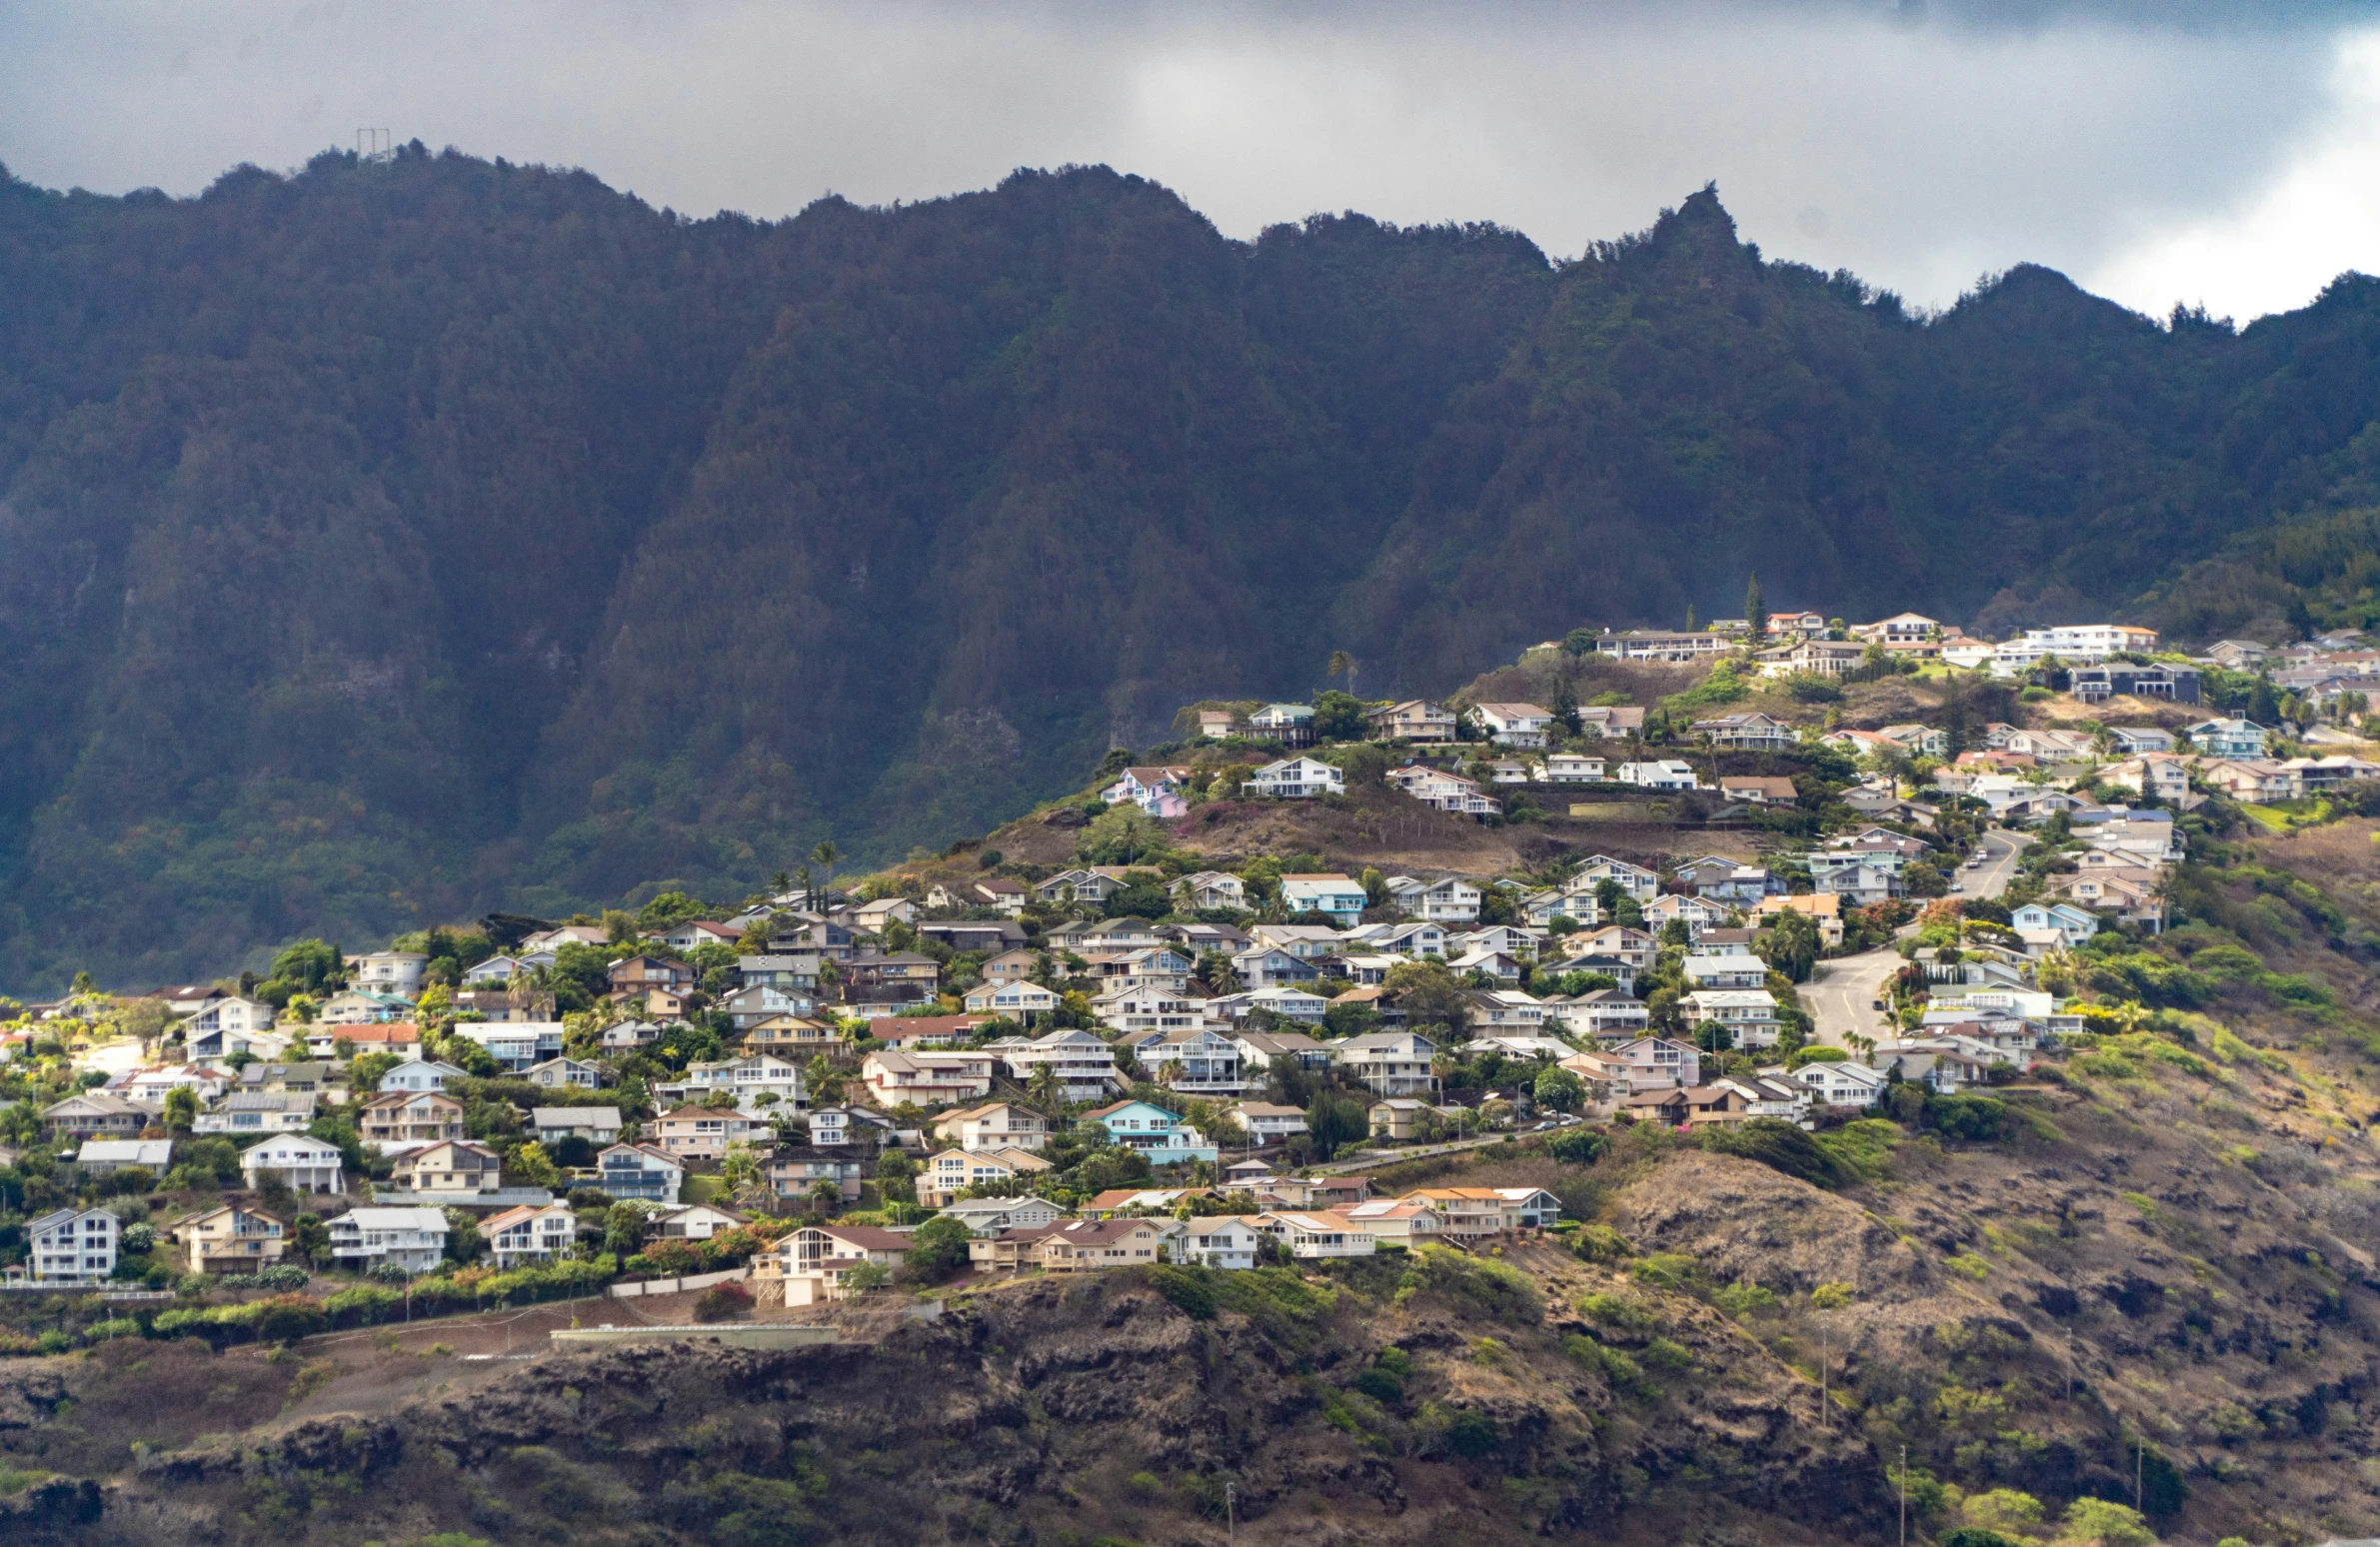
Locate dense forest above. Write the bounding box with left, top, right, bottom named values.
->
left=3, top=144, right=2379, bottom=990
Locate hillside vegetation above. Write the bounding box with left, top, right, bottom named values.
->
left=7, top=149, right=2380, bottom=987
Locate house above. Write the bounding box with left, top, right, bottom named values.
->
left=182, top=993, right=277, bottom=1041
left=648, top=1105, right=764, bottom=1162
left=1593, top=630, right=1729, bottom=662
left=450, top=1021, right=567, bottom=1071
left=1719, top=775, right=1798, bottom=805
left=2186, top=719, right=2270, bottom=761
left=933, top=1102, right=1050, bottom=1153
left=766, top=1148, right=864, bottom=1205
left=1142, top=1029, right=1246, bottom=1096
left=1329, top=1197, right=1448, bottom=1246
left=969, top=877, right=1030, bottom=917
left=1467, top=702, right=1555, bottom=748
left=1387, top=764, right=1499, bottom=814
left=1877, top=724, right=1949, bottom=759
left=1244, top=703, right=1315, bottom=745
left=1639, top=894, right=1731, bottom=936
left=1207, top=985, right=1330, bottom=1024
left=532, top=1106, right=624, bottom=1146
left=1247, top=756, right=1343, bottom=798
left=316, top=991, right=416, bottom=1026
left=1366, top=1096, right=1433, bottom=1139
left=174, top=1204, right=289, bottom=1274
left=921, top=1145, right=1054, bottom=1207
left=375, top=1058, right=466, bottom=1094
left=1164, top=869, right=1247, bottom=913
left=871, top=1013, right=997, bottom=1050
left=1254, top=1210, right=1376, bottom=1258
left=1615, top=761, right=1700, bottom=789
left=481, top=1201, right=580, bottom=1268
left=1233, top=1028, right=1334, bottom=1073
left=1543, top=754, right=1608, bottom=782
left=356, top=1091, right=466, bottom=1147
left=2010, top=900, right=2099, bottom=947
left=1334, top=1032, right=1437, bottom=1096
left=76, top=1138, right=173, bottom=1175
left=609, top=956, right=695, bottom=999
left=859, top=1049, right=998, bottom=1107
left=1082, top=1099, right=1219, bottom=1163
left=1683, top=954, right=1770, bottom=990
left=658, top=1053, right=807, bottom=1114
left=349, top=951, right=430, bottom=999
left=1223, top=1101, right=1309, bottom=1146
left=150, top=983, right=228, bottom=1016
left=1851, top=613, right=1940, bottom=645
left=1410, top=1186, right=1563, bottom=1237
left=961, top=978, right=1063, bottom=1020
left=852, top=896, right=921, bottom=934
left=193, top=1091, right=318, bottom=1134
left=1794, top=1061, right=1888, bottom=1108
left=1675, top=856, right=1782, bottom=903
left=765, top=1224, right=915, bottom=1303
left=517, top=1055, right=599, bottom=1091
left=587, top=1143, right=680, bottom=1208
left=1812, top=862, right=1898, bottom=904
left=1368, top=700, right=1458, bottom=743
left=1693, top=713, right=1799, bottom=751
left=1752, top=893, right=1844, bottom=947
left=1277, top=873, right=1368, bottom=924
left=387, top=1138, right=505, bottom=1194
left=655, top=917, right=745, bottom=955
left=1385, top=874, right=1483, bottom=923
left=328, top=1206, right=448, bottom=1272
left=240, top=1134, right=346, bottom=1194
left=2206, top=640, right=2269, bottom=670
left=1540, top=989, right=1650, bottom=1039
left=1038, top=1217, right=1186, bottom=1272
left=717, top=983, right=819, bottom=1030
left=997, top=1028, right=1124, bottom=1100
left=2195, top=759, right=2295, bottom=802
left=1103, top=765, right=1196, bottom=815
left=2072, top=663, right=2201, bottom=704
left=1757, top=638, right=1867, bottom=678
left=1682, top=989, right=1783, bottom=1049
left=943, top=1195, right=1071, bottom=1236
left=42, top=1091, right=149, bottom=1139
left=1180, top=1216, right=1263, bottom=1270
left=27, top=1208, right=118, bottom=1283
left=648, top=1203, right=750, bottom=1241
left=1593, top=1036, right=1703, bottom=1091
left=463, top=955, right=528, bottom=986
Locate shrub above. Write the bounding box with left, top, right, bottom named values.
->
left=694, top=1282, right=755, bottom=1323
left=1547, top=1127, right=1607, bottom=1165
left=1699, top=1118, right=1846, bottom=1187
left=1572, top=1224, right=1633, bottom=1263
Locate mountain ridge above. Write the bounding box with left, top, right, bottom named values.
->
left=2, top=147, right=2377, bottom=990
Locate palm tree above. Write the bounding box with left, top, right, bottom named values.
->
left=1326, top=650, right=1358, bottom=700
left=1028, top=1061, right=1061, bottom=1110
left=809, top=840, right=838, bottom=897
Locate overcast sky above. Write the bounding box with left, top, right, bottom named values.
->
left=4, top=1, right=2378, bottom=321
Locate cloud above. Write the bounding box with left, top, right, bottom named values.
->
left=0, top=1, right=2371, bottom=318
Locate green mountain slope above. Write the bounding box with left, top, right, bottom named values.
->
left=2, top=149, right=2377, bottom=989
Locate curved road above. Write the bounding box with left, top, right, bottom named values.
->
left=1804, top=830, right=2031, bottom=1048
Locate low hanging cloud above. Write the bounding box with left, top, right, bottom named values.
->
left=1, top=0, right=2373, bottom=319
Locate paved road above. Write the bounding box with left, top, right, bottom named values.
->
left=1310, top=1128, right=1537, bottom=1173
left=1803, top=830, right=2032, bottom=1047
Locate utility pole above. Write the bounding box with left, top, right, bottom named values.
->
left=1225, top=1480, right=1236, bottom=1544
left=1898, top=1444, right=1907, bottom=1547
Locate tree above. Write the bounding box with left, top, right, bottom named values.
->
left=163, top=1084, right=199, bottom=1133
left=1306, top=1089, right=1370, bottom=1161
left=1552, top=677, right=1582, bottom=737
left=1754, top=908, right=1820, bottom=983
left=1325, top=649, right=1357, bottom=701
left=508, top=1141, right=562, bottom=1189
left=1382, top=957, right=1469, bottom=1036
left=1312, top=690, right=1368, bottom=743
left=901, top=1215, right=975, bottom=1284
left=1533, top=1065, right=1584, bottom=1112
left=1744, top=572, right=1767, bottom=643
left=810, top=840, right=839, bottom=893
left=1562, top=628, right=1597, bottom=658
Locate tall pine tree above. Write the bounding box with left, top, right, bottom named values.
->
left=1745, top=573, right=1768, bottom=642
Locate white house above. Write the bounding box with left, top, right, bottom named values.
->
left=1681, top=989, right=1782, bottom=1049
left=349, top=951, right=430, bottom=999
left=480, top=1201, right=580, bottom=1268
left=1616, top=761, right=1700, bottom=790
left=1255, top=1210, right=1376, bottom=1258
left=1332, top=1032, right=1437, bottom=1096
left=376, top=1059, right=467, bottom=1094
left=1179, top=1216, right=1263, bottom=1270
left=26, top=1207, right=117, bottom=1283
left=1246, top=757, right=1344, bottom=798
left=1467, top=702, right=1555, bottom=749
left=1385, top=874, right=1482, bottom=923
left=1792, top=1061, right=1888, bottom=1109
left=328, top=1206, right=448, bottom=1273
left=1278, top=873, right=1368, bottom=924
left=1224, top=1101, right=1309, bottom=1146
left=963, top=981, right=1062, bottom=1019
left=240, top=1133, right=346, bottom=1195
left=999, top=1028, right=1124, bottom=1100
left=1387, top=764, right=1498, bottom=814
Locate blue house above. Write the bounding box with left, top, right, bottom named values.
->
left=2012, top=901, right=2097, bottom=946
left=1277, top=873, right=1368, bottom=924
left=2186, top=719, right=2268, bottom=761
left=1082, top=1099, right=1219, bottom=1165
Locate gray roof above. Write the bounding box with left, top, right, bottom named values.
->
left=533, top=1106, right=623, bottom=1127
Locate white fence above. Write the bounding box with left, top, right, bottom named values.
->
left=608, top=1265, right=750, bottom=1299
